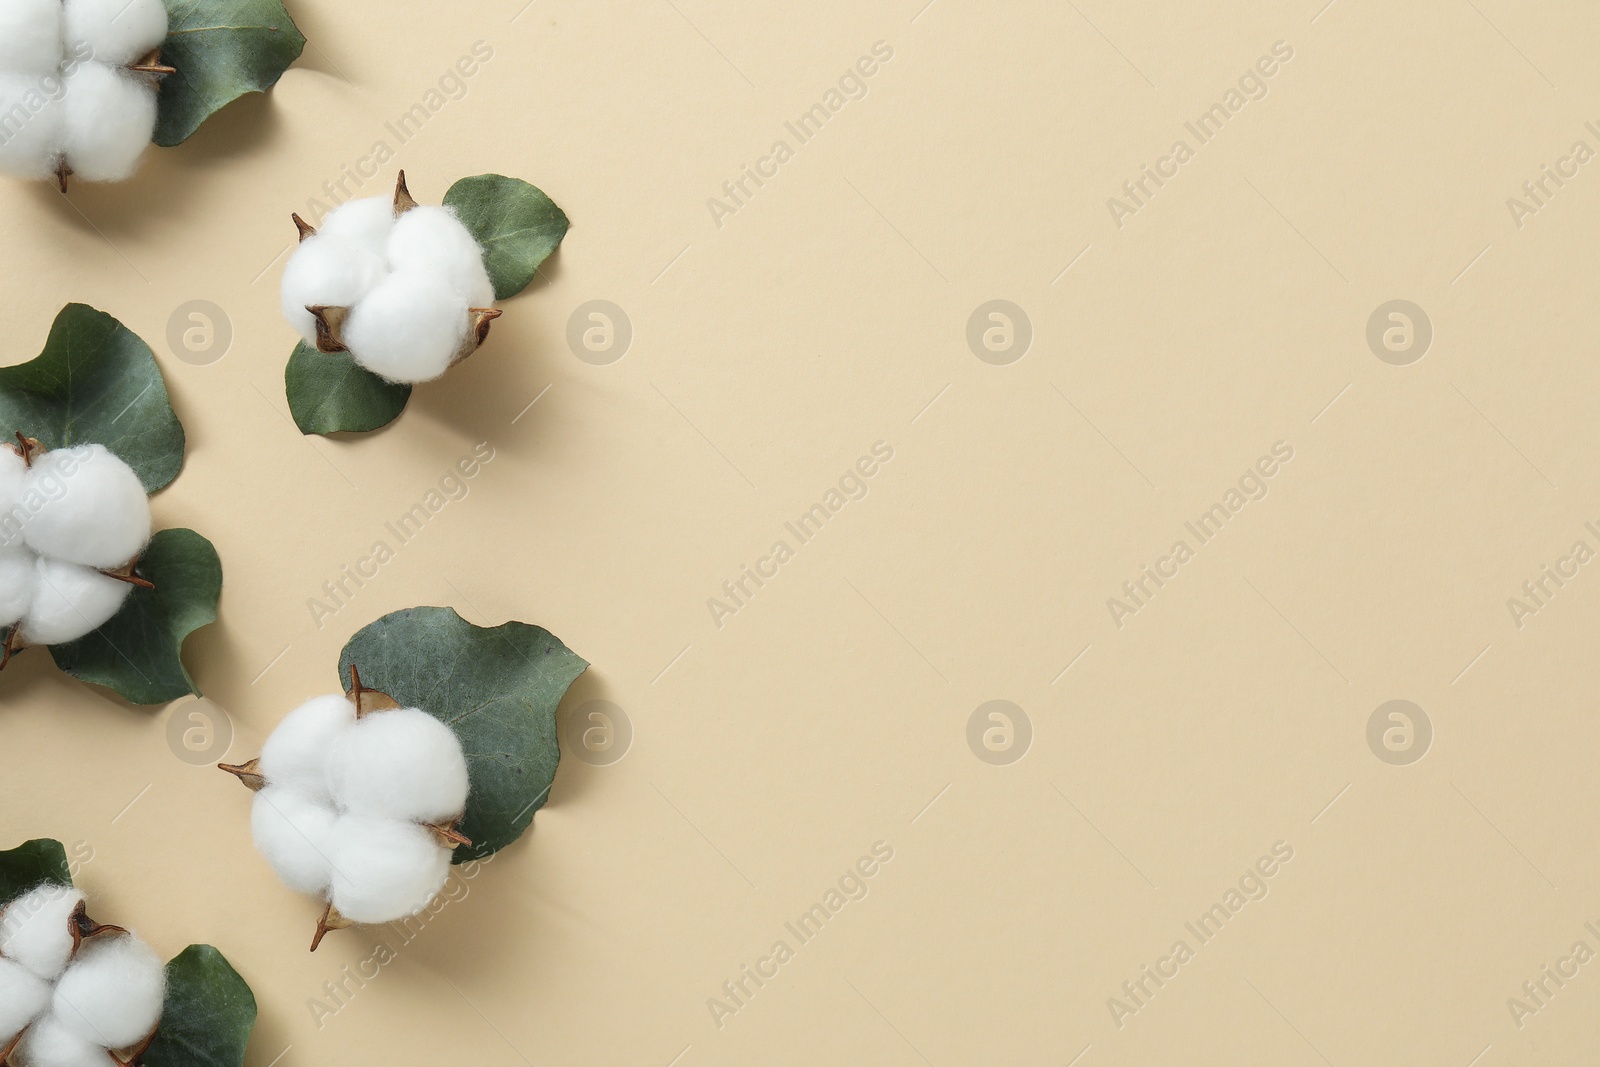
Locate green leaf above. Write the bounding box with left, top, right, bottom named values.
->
left=145, top=945, right=257, bottom=1067
left=50, top=529, right=222, bottom=706
left=154, top=0, right=307, bottom=147
left=0, top=304, right=185, bottom=493
left=284, top=341, right=412, bottom=436
left=0, top=839, right=72, bottom=900
left=338, top=607, right=588, bottom=861
left=444, top=175, right=569, bottom=300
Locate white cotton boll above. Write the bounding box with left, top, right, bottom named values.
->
left=0, top=884, right=85, bottom=981
left=326, top=708, right=470, bottom=823
left=50, top=935, right=165, bottom=1050
left=11, top=1013, right=107, bottom=1067
left=0, top=548, right=38, bottom=629
left=387, top=207, right=495, bottom=307
left=22, top=445, right=149, bottom=569
left=280, top=235, right=387, bottom=345
left=343, top=271, right=469, bottom=384
left=250, top=786, right=338, bottom=896
left=63, top=0, right=169, bottom=66
left=0, top=449, right=26, bottom=549
left=0, top=74, right=64, bottom=181
left=59, top=63, right=157, bottom=183
left=318, top=197, right=396, bottom=259
left=22, top=559, right=130, bottom=646
left=326, top=817, right=451, bottom=924
left=0, top=0, right=65, bottom=76
left=0, top=958, right=52, bottom=1045
left=258, top=694, right=356, bottom=799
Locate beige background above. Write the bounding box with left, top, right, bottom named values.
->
left=3, top=0, right=1600, bottom=1062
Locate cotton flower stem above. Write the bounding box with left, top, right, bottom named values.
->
left=291, top=213, right=316, bottom=242
left=393, top=170, right=418, bottom=216
left=217, top=757, right=267, bottom=792
left=99, top=560, right=155, bottom=590
left=310, top=901, right=353, bottom=952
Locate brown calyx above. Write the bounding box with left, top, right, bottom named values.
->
left=0, top=624, right=20, bottom=672
left=347, top=664, right=400, bottom=719
left=69, top=898, right=126, bottom=952
left=306, top=305, right=350, bottom=354
left=217, top=757, right=266, bottom=792
left=292, top=213, right=316, bottom=242
left=310, top=901, right=354, bottom=952
left=128, top=48, right=176, bottom=76
left=10, top=432, right=42, bottom=465
left=393, top=170, right=418, bottom=216
left=99, top=559, right=155, bottom=590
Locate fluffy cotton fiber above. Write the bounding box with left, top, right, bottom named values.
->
left=250, top=692, right=471, bottom=924
left=0, top=0, right=168, bottom=183
left=24, top=444, right=151, bottom=569
left=49, top=935, right=165, bottom=1049
left=0, top=885, right=167, bottom=1060
left=0, top=959, right=52, bottom=1043
left=0, top=442, right=152, bottom=647
left=0, top=885, right=84, bottom=981
left=325, top=816, right=452, bottom=924
left=281, top=194, right=496, bottom=384
left=326, top=708, right=470, bottom=824
left=250, top=785, right=338, bottom=896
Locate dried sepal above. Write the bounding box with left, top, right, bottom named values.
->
left=426, top=821, right=472, bottom=848
left=54, top=162, right=71, bottom=195
left=347, top=664, right=400, bottom=719
left=445, top=308, right=503, bottom=370
left=291, top=213, right=316, bottom=242
left=310, top=901, right=353, bottom=952
left=11, top=432, right=42, bottom=465
left=111, top=1029, right=158, bottom=1067
left=0, top=624, right=20, bottom=671
left=127, top=49, right=176, bottom=76
left=217, top=758, right=266, bottom=792
left=99, top=559, right=155, bottom=591
left=69, top=898, right=126, bottom=955
left=393, top=170, right=418, bottom=217
left=307, top=305, right=349, bottom=353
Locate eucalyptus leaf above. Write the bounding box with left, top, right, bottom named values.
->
left=338, top=607, right=587, bottom=861
left=285, top=341, right=412, bottom=436
left=0, top=304, right=184, bottom=493
left=445, top=174, right=569, bottom=300
left=50, top=529, right=222, bottom=706
left=0, top=839, right=72, bottom=900
left=154, top=0, right=307, bottom=147
left=144, top=946, right=257, bottom=1067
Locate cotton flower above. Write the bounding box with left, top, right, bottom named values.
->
left=0, top=883, right=166, bottom=1063
left=281, top=172, right=501, bottom=384
left=226, top=677, right=473, bottom=945
left=0, top=0, right=172, bottom=187
left=0, top=439, right=153, bottom=653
